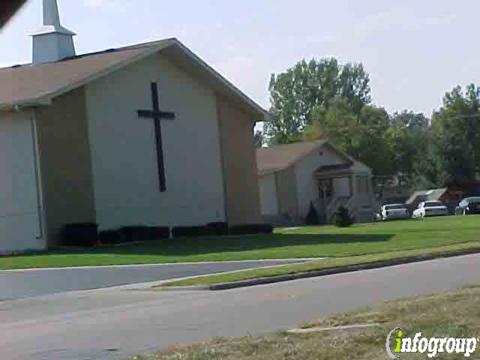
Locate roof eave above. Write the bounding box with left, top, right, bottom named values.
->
left=0, top=97, right=52, bottom=111
left=0, top=38, right=268, bottom=120
left=0, top=39, right=176, bottom=112
left=167, top=40, right=268, bottom=121
left=259, top=168, right=283, bottom=176
left=43, top=40, right=176, bottom=106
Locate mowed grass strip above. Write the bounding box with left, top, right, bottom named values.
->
left=0, top=216, right=479, bottom=270
left=160, top=241, right=480, bottom=287
left=129, top=285, right=480, bottom=360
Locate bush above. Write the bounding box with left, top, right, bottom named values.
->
left=119, top=226, right=168, bottom=242
left=172, top=226, right=214, bottom=238
left=62, top=223, right=98, bottom=247
left=229, top=224, right=274, bottom=235
left=305, top=202, right=320, bottom=225
left=99, top=230, right=125, bottom=245
left=206, top=222, right=229, bottom=236
left=148, top=226, right=171, bottom=240
left=120, top=226, right=149, bottom=242
left=333, top=207, right=355, bottom=228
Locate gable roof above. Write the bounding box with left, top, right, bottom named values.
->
left=0, top=38, right=267, bottom=119
left=257, top=140, right=328, bottom=176
left=406, top=188, right=448, bottom=205
left=257, top=140, right=371, bottom=176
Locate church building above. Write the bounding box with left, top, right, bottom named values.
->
left=0, top=0, right=265, bottom=253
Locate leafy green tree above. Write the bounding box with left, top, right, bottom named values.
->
left=304, top=97, right=359, bottom=152
left=263, top=58, right=480, bottom=189
left=355, top=106, right=395, bottom=176
left=385, top=111, right=430, bottom=187
left=265, top=58, right=371, bottom=144
left=430, top=84, right=480, bottom=184
left=305, top=99, right=394, bottom=176
left=338, top=63, right=372, bottom=115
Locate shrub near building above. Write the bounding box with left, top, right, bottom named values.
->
left=63, top=222, right=273, bottom=247
left=334, top=207, right=355, bottom=228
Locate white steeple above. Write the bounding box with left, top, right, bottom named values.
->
left=31, top=0, right=76, bottom=64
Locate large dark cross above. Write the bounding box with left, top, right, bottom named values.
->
left=137, top=82, right=176, bottom=192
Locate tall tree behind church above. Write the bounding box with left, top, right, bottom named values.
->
left=304, top=98, right=396, bottom=176
left=385, top=111, right=430, bottom=187
left=265, top=58, right=371, bottom=144
left=428, top=84, right=480, bottom=184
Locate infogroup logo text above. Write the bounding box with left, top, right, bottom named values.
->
left=386, top=327, right=479, bottom=359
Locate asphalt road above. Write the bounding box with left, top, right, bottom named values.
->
left=1, top=253, right=479, bottom=360
left=0, top=260, right=304, bottom=301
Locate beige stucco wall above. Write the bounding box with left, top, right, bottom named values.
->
left=276, top=166, right=298, bottom=219
left=35, top=87, right=96, bottom=247
left=295, top=145, right=348, bottom=219
left=0, top=110, right=44, bottom=253
left=216, top=96, right=262, bottom=225
left=259, top=173, right=279, bottom=216
left=85, top=54, right=226, bottom=228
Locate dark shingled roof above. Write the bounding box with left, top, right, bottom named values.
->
left=257, top=140, right=371, bottom=176
left=256, top=140, right=328, bottom=175
left=0, top=38, right=267, bottom=119
left=0, top=39, right=173, bottom=109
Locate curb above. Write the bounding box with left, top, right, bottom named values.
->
left=159, top=247, right=480, bottom=291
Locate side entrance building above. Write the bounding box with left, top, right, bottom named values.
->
left=257, top=140, right=377, bottom=225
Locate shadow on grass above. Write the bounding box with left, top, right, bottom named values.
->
left=6, top=233, right=395, bottom=258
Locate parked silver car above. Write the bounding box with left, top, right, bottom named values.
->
left=381, top=204, right=410, bottom=221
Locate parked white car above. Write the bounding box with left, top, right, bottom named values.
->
left=412, top=201, right=449, bottom=218
left=381, top=204, right=410, bottom=221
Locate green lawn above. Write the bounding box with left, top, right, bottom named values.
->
left=161, top=241, right=480, bottom=287
left=0, top=215, right=479, bottom=270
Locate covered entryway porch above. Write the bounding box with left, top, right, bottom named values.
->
left=316, top=163, right=375, bottom=224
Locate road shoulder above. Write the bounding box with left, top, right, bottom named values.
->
left=158, top=242, right=480, bottom=290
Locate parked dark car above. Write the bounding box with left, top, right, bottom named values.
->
left=455, top=197, right=480, bottom=215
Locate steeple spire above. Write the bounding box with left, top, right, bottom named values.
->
left=31, top=0, right=76, bottom=64
left=43, top=0, right=62, bottom=28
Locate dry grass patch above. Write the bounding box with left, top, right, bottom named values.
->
left=129, top=286, right=480, bottom=360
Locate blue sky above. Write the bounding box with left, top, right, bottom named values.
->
left=1, top=0, right=479, bottom=116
